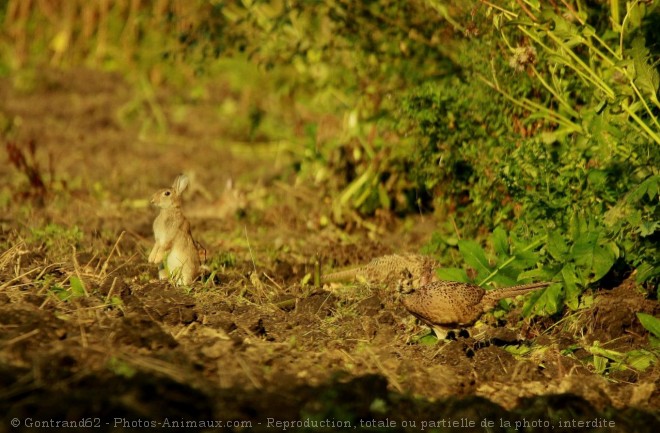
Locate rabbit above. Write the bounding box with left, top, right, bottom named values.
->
left=148, top=174, right=201, bottom=286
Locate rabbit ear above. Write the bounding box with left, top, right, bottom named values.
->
left=173, top=174, right=189, bottom=194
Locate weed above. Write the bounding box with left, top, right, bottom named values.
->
left=48, top=276, right=86, bottom=302
left=5, top=140, right=50, bottom=204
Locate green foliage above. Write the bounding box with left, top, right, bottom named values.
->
left=401, top=74, right=518, bottom=226
left=107, top=357, right=137, bottom=379
left=209, top=251, right=237, bottom=269
left=418, top=1, right=659, bottom=319
left=587, top=341, right=656, bottom=375
left=30, top=223, right=83, bottom=250
left=637, top=312, right=660, bottom=346
left=437, top=228, right=547, bottom=286
left=604, top=175, right=660, bottom=284
left=49, top=276, right=86, bottom=302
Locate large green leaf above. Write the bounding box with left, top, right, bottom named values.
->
left=69, top=276, right=86, bottom=298
left=637, top=313, right=660, bottom=339
left=626, top=175, right=659, bottom=203
left=522, top=282, right=562, bottom=317
left=517, top=267, right=555, bottom=282
left=436, top=267, right=470, bottom=283
left=546, top=230, right=569, bottom=261
left=631, top=37, right=660, bottom=104
left=636, top=262, right=660, bottom=284
left=590, top=241, right=619, bottom=282
left=458, top=239, right=491, bottom=279
left=626, top=350, right=657, bottom=371
left=569, top=216, right=618, bottom=283
left=561, top=264, right=580, bottom=310
left=491, top=227, right=509, bottom=259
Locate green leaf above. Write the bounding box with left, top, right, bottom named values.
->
left=492, top=227, right=509, bottom=259
left=631, top=37, right=660, bottom=104
left=458, top=239, right=491, bottom=279
left=591, top=241, right=618, bottom=282
left=546, top=230, right=569, bottom=261
left=627, top=175, right=659, bottom=203
left=589, top=342, right=625, bottom=363
left=648, top=177, right=659, bottom=200
left=49, top=285, right=68, bottom=301
left=517, top=267, right=552, bottom=281
left=561, top=264, right=580, bottom=310
left=636, top=221, right=659, bottom=237
left=513, top=248, right=541, bottom=269
left=300, top=273, right=312, bottom=286
left=637, top=313, right=660, bottom=339
left=417, top=333, right=439, bottom=346
left=635, top=262, right=660, bottom=283
left=592, top=355, right=608, bottom=375
left=522, top=283, right=562, bottom=317
left=569, top=216, right=618, bottom=283
left=504, top=344, right=533, bottom=356
left=651, top=336, right=660, bottom=349
left=339, top=167, right=373, bottom=206
left=571, top=229, right=599, bottom=266
left=109, top=296, right=124, bottom=308
left=436, top=267, right=470, bottom=283
left=377, top=183, right=391, bottom=209
left=626, top=350, right=656, bottom=371
left=107, top=357, right=137, bottom=378
left=69, top=276, right=86, bottom=298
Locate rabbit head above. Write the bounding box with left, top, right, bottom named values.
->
left=151, top=174, right=189, bottom=209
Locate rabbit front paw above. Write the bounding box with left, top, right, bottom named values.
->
left=149, top=245, right=163, bottom=263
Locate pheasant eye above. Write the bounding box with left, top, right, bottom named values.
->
left=164, top=191, right=171, bottom=196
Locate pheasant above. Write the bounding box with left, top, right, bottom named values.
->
left=398, top=275, right=551, bottom=339
left=321, top=254, right=438, bottom=288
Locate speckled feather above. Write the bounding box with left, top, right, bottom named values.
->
left=321, top=254, right=438, bottom=287
left=401, top=281, right=551, bottom=327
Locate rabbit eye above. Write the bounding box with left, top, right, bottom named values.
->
left=164, top=191, right=171, bottom=196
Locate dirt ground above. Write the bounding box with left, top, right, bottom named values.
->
left=0, top=69, right=658, bottom=432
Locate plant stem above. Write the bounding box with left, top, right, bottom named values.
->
left=479, top=235, right=548, bottom=286
left=531, top=67, right=580, bottom=118
left=623, top=106, right=660, bottom=145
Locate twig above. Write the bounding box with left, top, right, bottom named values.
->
left=35, top=262, right=64, bottom=281
left=235, top=354, right=262, bottom=389
left=262, top=272, right=282, bottom=291
left=77, top=309, right=88, bottom=348
left=101, top=230, right=126, bottom=276
left=0, top=267, right=42, bottom=290
left=105, top=277, right=118, bottom=304
left=364, top=347, right=403, bottom=393
left=478, top=235, right=547, bottom=287
left=1, top=329, right=40, bottom=347
left=314, top=253, right=321, bottom=288
left=515, top=0, right=538, bottom=21
left=315, top=292, right=333, bottom=317
left=174, top=322, right=197, bottom=339
left=105, top=252, right=139, bottom=277
left=244, top=225, right=257, bottom=274
left=71, top=246, right=89, bottom=297
left=273, top=298, right=296, bottom=310
left=449, top=215, right=461, bottom=240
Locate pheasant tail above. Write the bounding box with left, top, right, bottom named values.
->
left=481, top=281, right=552, bottom=311
left=321, top=267, right=362, bottom=283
